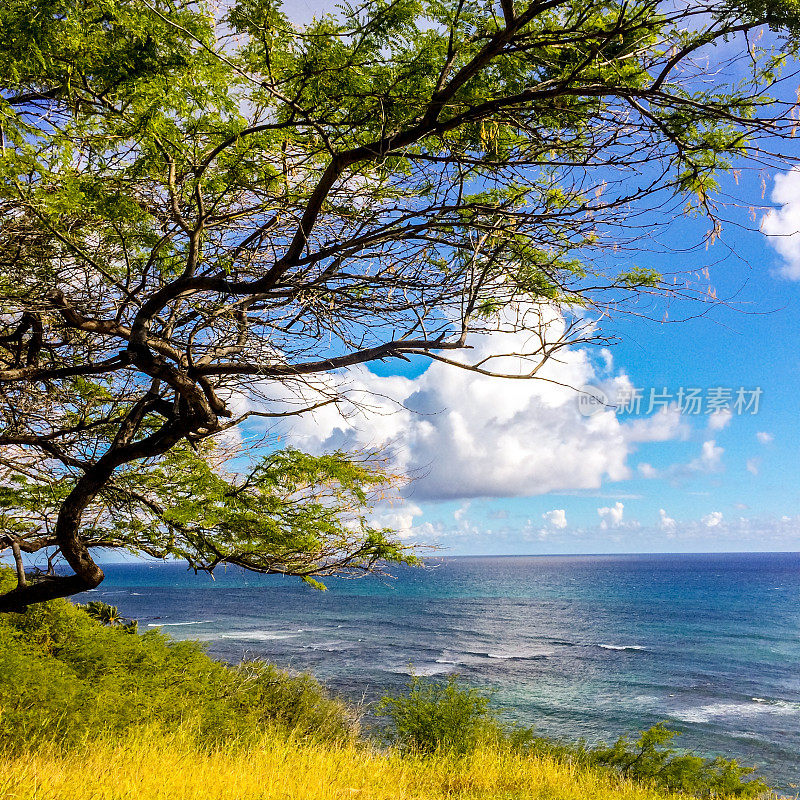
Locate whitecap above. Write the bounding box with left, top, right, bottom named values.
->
left=147, top=620, right=212, bottom=627
left=450, top=647, right=554, bottom=661
left=413, top=663, right=457, bottom=676
left=216, top=631, right=300, bottom=641
left=673, top=699, right=800, bottom=724
left=304, top=640, right=357, bottom=651
left=598, top=644, right=647, bottom=651
left=486, top=649, right=554, bottom=660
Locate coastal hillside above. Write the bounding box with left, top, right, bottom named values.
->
left=0, top=569, right=771, bottom=800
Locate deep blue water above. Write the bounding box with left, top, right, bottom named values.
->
left=80, top=553, right=800, bottom=792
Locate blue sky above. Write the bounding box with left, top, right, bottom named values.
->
left=251, top=163, right=800, bottom=554
left=254, top=0, right=800, bottom=555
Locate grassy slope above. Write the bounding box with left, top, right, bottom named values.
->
left=0, top=570, right=771, bottom=800
left=2, top=729, right=694, bottom=800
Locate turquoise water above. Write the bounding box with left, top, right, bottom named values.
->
left=84, top=553, right=800, bottom=791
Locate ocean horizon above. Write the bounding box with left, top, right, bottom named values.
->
left=78, top=551, right=800, bottom=792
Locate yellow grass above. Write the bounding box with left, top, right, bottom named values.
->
left=0, top=729, right=692, bottom=800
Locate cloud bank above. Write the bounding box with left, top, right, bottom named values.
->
left=257, top=309, right=686, bottom=502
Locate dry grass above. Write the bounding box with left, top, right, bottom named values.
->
left=0, top=728, right=693, bottom=800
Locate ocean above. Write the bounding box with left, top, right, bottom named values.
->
left=81, top=552, right=800, bottom=792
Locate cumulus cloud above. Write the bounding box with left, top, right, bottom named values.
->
left=763, top=168, right=800, bottom=279
left=756, top=431, right=774, bottom=445
left=641, top=439, right=724, bottom=482
left=257, top=306, right=688, bottom=502
left=598, top=501, right=625, bottom=529
left=623, top=405, right=689, bottom=443
left=369, top=502, right=424, bottom=540
left=707, top=408, right=732, bottom=432
left=453, top=501, right=471, bottom=521
left=658, top=508, right=677, bottom=531
left=746, top=458, right=760, bottom=476
left=542, top=509, right=567, bottom=529
left=702, top=511, right=723, bottom=528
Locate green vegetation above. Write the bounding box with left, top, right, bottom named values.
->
left=3, top=0, right=800, bottom=612
left=0, top=572, right=771, bottom=800
left=592, top=725, right=769, bottom=798
left=0, top=571, right=355, bottom=750
left=378, top=674, right=502, bottom=755
left=378, top=673, right=767, bottom=799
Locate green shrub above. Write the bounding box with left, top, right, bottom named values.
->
left=377, top=674, right=510, bottom=755
left=0, top=568, right=355, bottom=750
left=591, top=723, right=769, bottom=798
left=378, top=675, right=770, bottom=799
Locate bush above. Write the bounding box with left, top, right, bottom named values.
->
left=591, top=723, right=769, bottom=798
left=0, top=567, right=355, bottom=750
left=377, top=674, right=514, bottom=755
left=378, top=675, right=770, bottom=799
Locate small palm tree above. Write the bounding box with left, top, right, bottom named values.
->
left=83, top=601, right=123, bottom=626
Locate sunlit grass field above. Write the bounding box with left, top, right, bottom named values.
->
left=1, top=728, right=701, bottom=800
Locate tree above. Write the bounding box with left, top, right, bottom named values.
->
left=0, top=0, right=798, bottom=611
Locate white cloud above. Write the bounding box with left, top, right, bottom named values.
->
left=258, top=306, right=687, bottom=501
left=746, top=458, right=760, bottom=476
left=453, top=501, right=471, bottom=521
left=763, top=168, right=800, bottom=279
left=702, top=511, right=723, bottom=528
left=370, top=502, right=424, bottom=540
left=598, top=501, right=625, bottom=529
left=599, top=348, right=614, bottom=373
left=639, top=439, right=725, bottom=484
left=638, top=462, right=659, bottom=479
left=623, top=405, right=690, bottom=443
left=542, top=509, right=567, bottom=529
left=707, top=408, right=732, bottom=432
left=756, top=431, right=774, bottom=445
left=688, top=440, right=724, bottom=473
left=658, top=508, right=677, bottom=531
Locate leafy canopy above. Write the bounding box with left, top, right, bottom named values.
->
left=1, top=0, right=799, bottom=609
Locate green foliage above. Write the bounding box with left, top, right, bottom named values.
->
left=616, top=268, right=662, bottom=290
left=102, top=443, right=418, bottom=584
left=377, top=674, right=508, bottom=755
left=79, top=601, right=138, bottom=632
left=0, top=441, right=417, bottom=592
left=592, top=724, right=769, bottom=798
left=378, top=675, right=769, bottom=798
left=0, top=569, right=355, bottom=749
left=723, top=0, right=800, bottom=34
